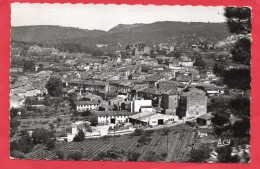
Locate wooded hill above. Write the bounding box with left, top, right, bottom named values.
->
left=12, top=21, right=231, bottom=49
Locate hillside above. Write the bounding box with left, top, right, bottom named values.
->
left=11, top=25, right=106, bottom=44
left=11, top=21, right=231, bottom=49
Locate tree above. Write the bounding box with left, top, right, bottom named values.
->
left=89, top=116, right=98, bottom=126
left=82, top=110, right=91, bottom=116
left=23, top=60, right=35, bottom=72
left=232, top=119, right=250, bottom=138
left=230, top=97, right=250, bottom=118
left=224, top=7, right=251, bottom=65
left=121, top=102, right=126, bottom=110
left=73, top=129, right=85, bottom=142
left=10, top=107, right=19, bottom=119
left=24, top=97, right=38, bottom=106
left=143, top=151, right=159, bottom=162
left=224, top=7, right=251, bottom=34
left=10, top=141, right=19, bottom=152
left=67, top=92, right=77, bottom=110
left=231, top=37, right=251, bottom=65
left=194, top=55, right=206, bottom=68
left=113, top=105, right=118, bottom=111
left=45, top=76, right=63, bottom=97
left=223, top=68, right=250, bottom=90
left=134, top=129, right=144, bottom=136
left=189, top=147, right=212, bottom=162
left=173, top=50, right=181, bottom=59
left=224, top=88, right=230, bottom=95
left=31, top=129, right=51, bottom=144
left=216, top=146, right=240, bottom=163
left=46, top=139, right=55, bottom=150
left=213, top=63, right=225, bottom=76
left=17, top=134, right=34, bottom=153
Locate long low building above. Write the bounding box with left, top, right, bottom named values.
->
left=75, top=101, right=99, bottom=112
left=93, top=111, right=135, bottom=125
left=129, top=111, right=178, bottom=127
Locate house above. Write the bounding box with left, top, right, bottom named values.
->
left=10, top=95, right=25, bottom=108
left=153, top=65, right=164, bottom=71
left=133, top=42, right=150, bottom=56
left=10, top=67, right=23, bottom=73
left=179, top=60, right=194, bottom=67
left=175, top=72, right=192, bottom=85
left=21, top=84, right=41, bottom=97
left=204, top=85, right=220, bottom=96
left=177, top=88, right=207, bottom=120
left=197, top=113, right=213, bottom=126
left=75, top=101, right=99, bottom=112
left=81, top=93, right=102, bottom=102
left=144, top=74, right=166, bottom=88
left=131, top=100, right=152, bottom=113
left=108, top=95, right=128, bottom=108
left=11, top=89, right=26, bottom=97
left=67, top=121, right=91, bottom=142
left=143, top=59, right=158, bottom=66
left=161, top=90, right=182, bottom=114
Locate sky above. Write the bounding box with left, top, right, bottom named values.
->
left=11, top=3, right=226, bottom=31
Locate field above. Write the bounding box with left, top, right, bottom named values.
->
left=26, top=124, right=200, bottom=162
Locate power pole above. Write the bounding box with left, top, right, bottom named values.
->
left=167, top=133, right=168, bottom=152
left=113, top=126, right=116, bottom=148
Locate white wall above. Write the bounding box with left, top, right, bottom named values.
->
left=132, top=100, right=152, bottom=112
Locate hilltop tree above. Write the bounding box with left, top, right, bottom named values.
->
left=224, top=7, right=251, bottom=34
left=45, top=76, right=63, bottom=97
left=224, top=7, right=251, bottom=65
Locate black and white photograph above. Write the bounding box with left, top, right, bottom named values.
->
left=10, top=3, right=251, bottom=162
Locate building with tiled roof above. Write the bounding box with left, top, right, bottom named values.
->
left=75, top=101, right=99, bottom=112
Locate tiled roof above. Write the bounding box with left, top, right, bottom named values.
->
left=74, top=101, right=99, bottom=105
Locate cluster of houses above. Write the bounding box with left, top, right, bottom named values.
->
left=11, top=42, right=229, bottom=142
left=10, top=70, right=52, bottom=108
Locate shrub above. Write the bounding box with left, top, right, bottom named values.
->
left=189, top=146, right=212, bottom=162
left=127, top=151, right=141, bottom=161
left=144, top=130, right=154, bottom=137
left=67, top=151, right=83, bottom=161
left=144, top=151, right=159, bottom=162
left=46, top=139, right=55, bottom=150
left=55, top=150, right=64, bottom=160
left=161, top=152, right=168, bottom=158
left=138, top=135, right=152, bottom=145
left=94, top=151, right=107, bottom=160
left=134, top=129, right=144, bottom=136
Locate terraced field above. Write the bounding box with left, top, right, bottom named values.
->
left=26, top=127, right=197, bottom=162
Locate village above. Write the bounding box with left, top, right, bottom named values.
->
left=10, top=39, right=250, bottom=162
